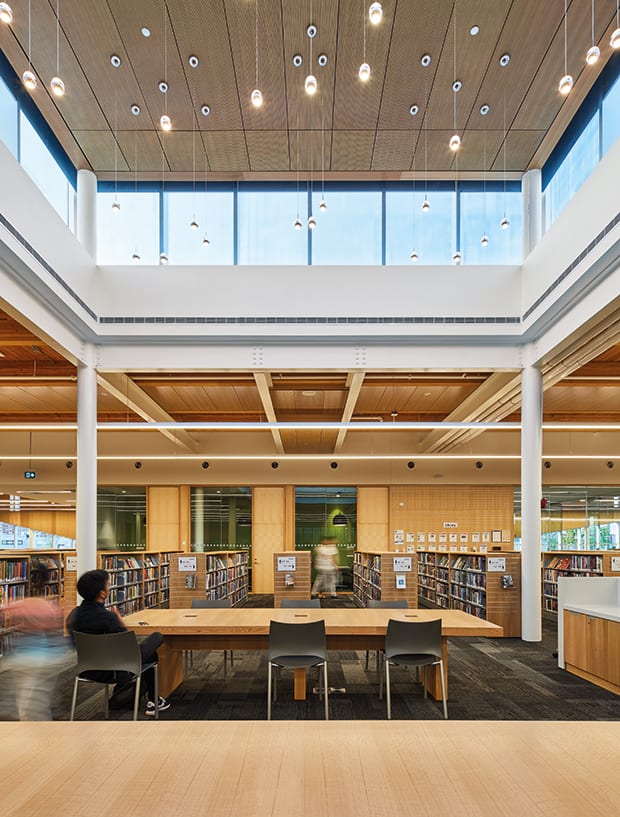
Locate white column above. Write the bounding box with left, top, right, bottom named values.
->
left=77, top=346, right=98, bottom=577
left=521, top=364, right=543, bottom=641
left=76, top=168, right=97, bottom=260
left=522, top=168, right=542, bottom=259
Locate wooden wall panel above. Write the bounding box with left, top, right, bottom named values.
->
left=388, top=485, right=514, bottom=550
left=0, top=511, right=76, bottom=538
left=253, top=487, right=286, bottom=593
left=357, top=487, right=389, bottom=550
left=147, top=486, right=182, bottom=551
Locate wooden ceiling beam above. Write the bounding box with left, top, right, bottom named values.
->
left=253, top=373, right=285, bottom=455
left=334, top=372, right=366, bottom=453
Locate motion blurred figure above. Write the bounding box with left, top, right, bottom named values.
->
left=1, top=561, right=71, bottom=720
left=311, top=539, right=339, bottom=598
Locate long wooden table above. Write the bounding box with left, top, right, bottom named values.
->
left=2, top=721, right=619, bottom=817
left=124, top=607, right=502, bottom=700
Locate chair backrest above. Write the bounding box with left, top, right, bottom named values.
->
left=191, top=598, right=232, bottom=608
left=268, top=619, right=327, bottom=661
left=385, top=618, right=442, bottom=660
left=367, top=599, right=408, bottom=609
left=280, top=598, right=321, bottom=608
left=73, top=630, right=142, bottom=676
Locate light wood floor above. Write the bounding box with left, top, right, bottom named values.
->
left=1, top=720, right=619, bottom=817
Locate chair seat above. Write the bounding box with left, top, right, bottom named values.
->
left=388, top=653, right=439, bottom=668
left=271, top=654, right=325, bottom=669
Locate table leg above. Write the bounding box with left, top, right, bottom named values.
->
left=156, top=640, right=184, bottom=698
left=293, top=668, right=307, bottom=700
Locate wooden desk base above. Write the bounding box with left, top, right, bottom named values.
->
left=155, top=635, right=448, bottom=701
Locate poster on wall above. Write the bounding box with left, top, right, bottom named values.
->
left=14, top=526, right=30, bottom=548
left=0, top=521, right=15, bottom=548
left=33, top=530, right=54, bottom=549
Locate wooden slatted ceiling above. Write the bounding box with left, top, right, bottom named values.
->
left=0, top=0, right=615, bottom=179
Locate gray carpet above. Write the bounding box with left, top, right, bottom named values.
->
left=8, top=594, right=620, bottom=722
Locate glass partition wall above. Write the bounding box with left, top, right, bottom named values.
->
left=294, top=487, right=357, bottom=591
left=190, top=487, right=252, bottom=554
left=97, top=486, right=147, bottom=550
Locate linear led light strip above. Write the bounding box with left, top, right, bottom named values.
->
left=0, top=455, right=618, bottom=461
left=2, top=422, right=620, bottom=431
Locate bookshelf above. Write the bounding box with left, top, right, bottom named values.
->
left=98, top=551, right=180, bottom=616
left=415, top=550, right=521, bottom=637
left=541, top=551, right=619, bottom=617
left=169, top=551, right=249, bottom=608
left=0, top=553, right=29, bottom=608
left=353, top=551, right=418, bottom=607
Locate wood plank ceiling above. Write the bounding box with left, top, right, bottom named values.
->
left=0, top=0, right=617, bottom=179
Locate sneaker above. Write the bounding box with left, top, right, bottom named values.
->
left=145, top=696, right=170, bottom=716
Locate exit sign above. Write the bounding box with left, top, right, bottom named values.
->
left=24, top=471, right=36, bottom=479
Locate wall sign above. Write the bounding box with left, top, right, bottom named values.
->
left=277, top=556, right=296, bottom=572
left=178, top=556, right=197, bottom=572
left=393, top=556, right=412, bottom=572
left=65, top=556, right=78, bottom=571
left=611, top=556, right=620, bottom=572
left=488, top=557, right=507, bottom=572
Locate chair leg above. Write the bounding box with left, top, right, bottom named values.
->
left=154, top=665, right=159, bottom=721
left=133, top=677, right=141, bottom=721
left=423, top=666, right=428, bottom=699
left=104, top=683, right=109, bottom=720
left=323, top=662, right=329, bottom=721
left=223, top=650, right=228, bottom=679
left=385, top=660, right=392, bottom=719
left=230, top=650, right=234, bottom=667
left=379, top=654, right=384, bottom=700
left=267, top=662, right=272, bottom=720
left=364, top=650, right=370, bottom=671
left=438, top=660, right=448, bottom=720
left=70, top=678, right=79, bottom=721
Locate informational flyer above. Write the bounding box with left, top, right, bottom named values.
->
left=277, top=556, right=296, bottom=572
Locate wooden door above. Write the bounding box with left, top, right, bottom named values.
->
left=252, top=487, right=286, bottom=593
left=564, top=610, right=587, bottom=669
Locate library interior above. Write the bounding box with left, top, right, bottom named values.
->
left=0, top=1, right=620, bottom=815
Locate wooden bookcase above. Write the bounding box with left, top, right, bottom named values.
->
left=169, top=550, right=249, bottom=608
left=98, top=550, right=180, bottom=616
left=353, top=551, right=418, bottom=607
left=415, top=550, right=521, bottom=637
left=542, top=551, right=618, bottom=617
left=273, top=551, right=311, bottom=607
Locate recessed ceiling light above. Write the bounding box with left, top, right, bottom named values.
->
left=200, top=104, right=211, bottom=116
left=480, top=104, right=490, bottom=115
left=421, top=54, right=431, bottom=67
left=130, top=104, right=141, bottom=115
left=158, top=80, right=168, bottom=93
left=293, top=54, right=303, bottom=67
left=188, top=55, right=199, bottom=68
left=318, top=53, right=328, bottom=67
left=307, top=24, right=317, bottom=38
left=499, top=53, right=510, bottom=67
left=110, top=54, right=122, bottom=68
left=141, top=27, right=151, bottom=37
left=470, top=25, right=480, bottom=36
left=409, top=104, right=419, bottom=115
left=452, top=79, right=462, bottom=92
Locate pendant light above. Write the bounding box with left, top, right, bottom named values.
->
left=251, top=0, right=263, bottom=106
left=333, top=512, right=347, bottom=526
left=189, top=125, right=199, bottom=231
left=159, top=137, right=168, bottom=264
left=307, top=114, right=316, bottom=230
left=410, top=106, right=418, bottom=263
left=319, top=102, right=327, bottom=212
left=449, top=3, right=461, bottom=152
left=22, top=0, right=37, bottom=91
left=112, top=96, right=120, bottom=213
left=359, top=0, right=371, bottom=81
left=558, top=0, right=573, bottom=95
left=131, top=129, right=140, bottom=263
left=0, top=2, right=13, bottom=25
left=160, top=1, right=172, bottom=129
left=294, top=125, right=302, bottom=230
left=452, top=163, right=461, bottom=264
left=50, top=0, right=65, bottom=97
left=585, top=0, right=600, bottom=65
left=203, top=149, right=210, bottom=247
left=611, top=1, right=620, bottom=49
left=369, top=2, right=382, bottom=25
left=480, top=130, right=488, bottom=247
left=500, top=90, right=510, bottom=230
left=422, top=64, right=430, bottom=212
left=305, top=6, right=317, bottom=95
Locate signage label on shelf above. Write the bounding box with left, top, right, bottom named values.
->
left=393, top=556, right=412, bottom=572
left=178, top=556, right=197, bottom=572
left=488, top=557, right=507, bottom=572
left=277, top=556, right=296, bottom=572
